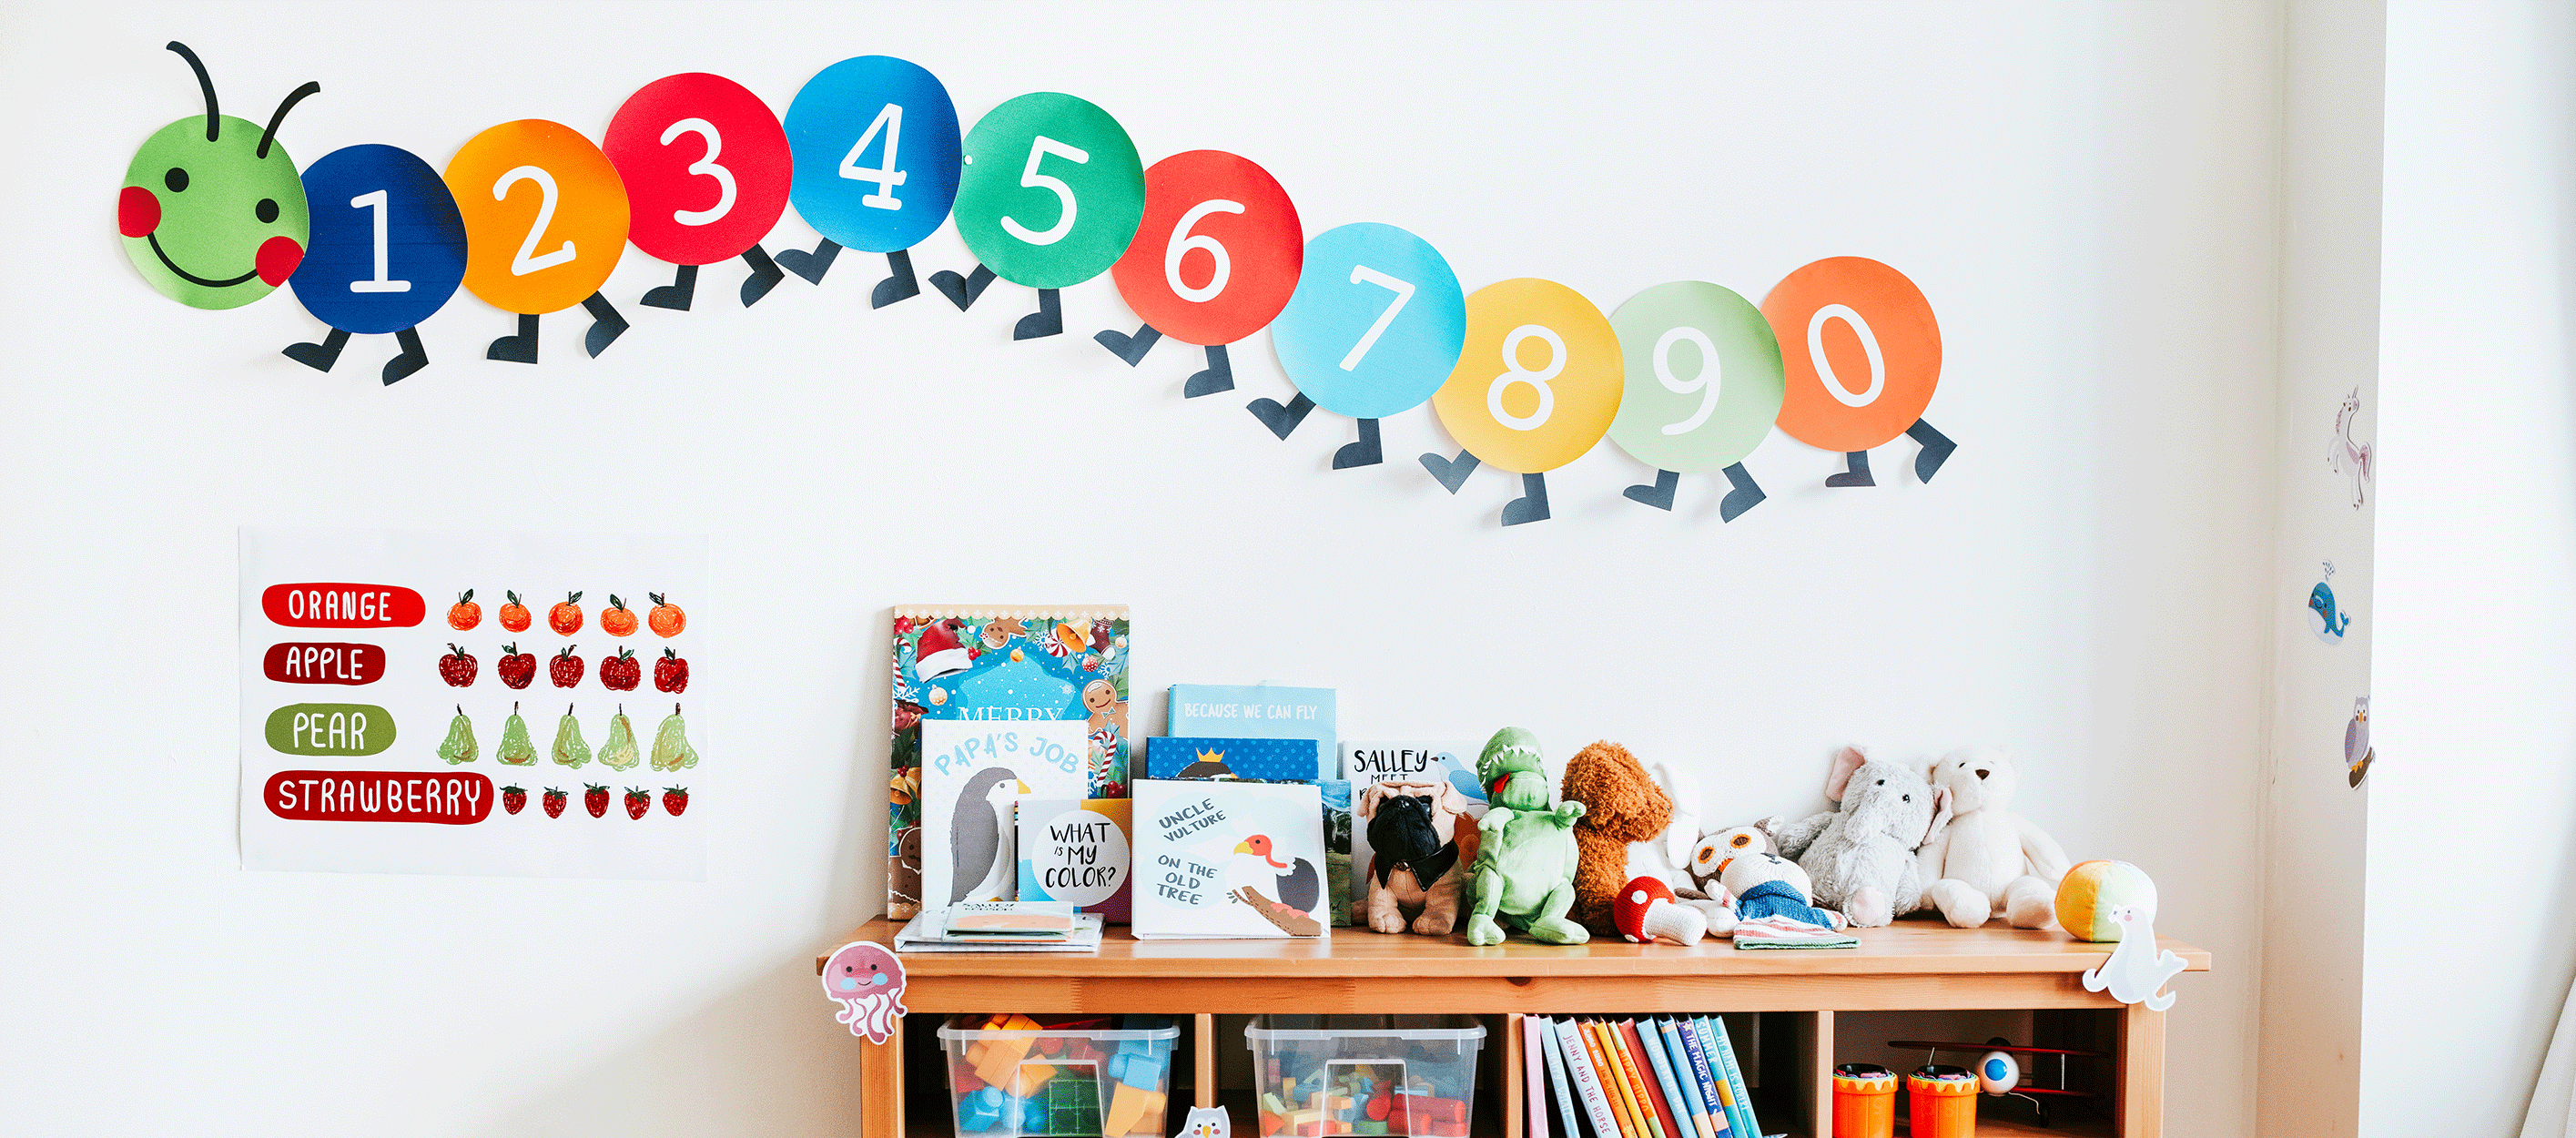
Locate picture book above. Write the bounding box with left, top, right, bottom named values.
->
left=1553, top=1017, right=1623, bottom=1138
left=1700, top=1017, right=1761, bottom=1138
left=944, top=900, right=1078, bottom=936
left=1341, top=738, right=1488, bottom=922
left=1143, top=736, right=1320, bottom=782
left=918, top=719, right=1090, bottom=910
left=887, top=605, right=1130, bottom=920
left=1131, top=779, right=1326, bottom=940
left=1537, top=1018, right=1587, bottom=1138
left=1671, top=1018, right=1730, bottom=1138
left=1016, top=797, right=1134, bottom=922
left=1595, top=1020, right=1652, bottom=1138
left=1633, top=1018, right=1696, bottom=1138
left=1167, top=684, right=1334, bottom=767
left=1525, top=1014, right=1551, bottom=1138
left=1659, top=1019, right=1723, bottom=1138
left=1321, top=778, right=1352, bottom=927
left=1618, top=1020, right=1679, bottom=1138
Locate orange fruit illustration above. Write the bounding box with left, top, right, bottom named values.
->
left=549, top=591, right=584, bottom=635
left=447, top=589, right=482, bottom=631
left=647, top=593, right=686, bottom=637
left=498, top=591, right=532, bottom=633
left=601, top=594, right=638, bottom=637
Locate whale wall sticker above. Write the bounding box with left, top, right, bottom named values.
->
left=2307, top=561, right=2354, bottom=645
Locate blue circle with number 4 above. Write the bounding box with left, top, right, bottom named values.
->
left=785, top=56, right=961, bottom=254
left=288, top=145, right=466, bottom=334
left=1269, top=222, right=1467, bottom=420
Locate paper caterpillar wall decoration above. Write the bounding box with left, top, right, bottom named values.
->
left=117, top=42, right=1958, bottom=526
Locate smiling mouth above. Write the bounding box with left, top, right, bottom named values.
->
left=147, top=231, right=259, bottom=288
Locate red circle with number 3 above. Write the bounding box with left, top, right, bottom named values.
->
left=604, top=73, right=793, bottom=267
left=1108, top=150, right=1302, bottom=347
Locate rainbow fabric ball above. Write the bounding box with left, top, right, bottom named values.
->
left=2054, top=859, right=2157, bottom=942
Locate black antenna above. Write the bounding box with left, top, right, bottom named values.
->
left=258, top=81, right=319, bottom=159
left=166, top=41, right=218, bottom=141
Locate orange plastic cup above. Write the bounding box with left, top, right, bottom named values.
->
left=1907, top=1065, right=1979, bottom=1138
left=1831, top=1063, right=1897, bottom=1138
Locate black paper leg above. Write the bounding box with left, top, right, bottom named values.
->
left=1013, top=289, right=1063, bottom=340
left=643, top=263, right=697, bottom=311
left=381, top=327, right=429, bottom=386
left=1718, top=462, right=1767, bottom=523
left=1247, top=391, right=1314, bottom=440
left=488, top=313, right=540, bottom=364
left=776, top=238, right=840, bottom=285
left=1501, top=472, right=1552, bottom=526
left=739, top=245, right=785, bottom=307
left=871, top=249, right=920, bottom=309
left=930, top=263, right=996, bottom=310
left=1333, top=419, right=1384, bottom=470
left=1095, top=322, right=1162, bottom=365
left=1419, top=448, right=1479, bottom=493
left=1827, top=450, right=1875, bottom=488
left=283, top=326, right=350, bottom=372
left=1623, top=469, right=1679, bottom=511
left=581, top=292, right=628, bottom=358
left=1183, top=344, right=1234, bottom=397
left=1906, top=418, right=1957, bottom=483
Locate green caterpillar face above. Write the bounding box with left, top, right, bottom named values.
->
left=117, top=114, right=309, bottom=310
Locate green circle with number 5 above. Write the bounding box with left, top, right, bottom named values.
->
left=954, top=92, right=1145, bottom=289
left=1607, top=281, right=1785, bottom=473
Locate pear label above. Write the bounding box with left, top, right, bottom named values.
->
left=264, top=704, right=396, bottom=756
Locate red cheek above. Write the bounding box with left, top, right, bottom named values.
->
left=119, top=186, right=160, bottom=238
left=256, top=235, right=304, bottom=286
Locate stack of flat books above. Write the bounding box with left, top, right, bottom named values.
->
left=894, top=901, right=1105, bottom=953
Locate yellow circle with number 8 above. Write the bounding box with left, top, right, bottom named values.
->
left=1431, top=278, right=1624, bottom=473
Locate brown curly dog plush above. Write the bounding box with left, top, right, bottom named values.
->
left=1560, top=740, right=1673, bottom=933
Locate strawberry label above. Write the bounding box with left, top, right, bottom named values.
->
left=262, top=583, right=425, bottom=628
left=261, top=642, right=384, bottom=685
left=263, top=704, right=396, bottom=756
left=264, top=769, right=493, bottom=824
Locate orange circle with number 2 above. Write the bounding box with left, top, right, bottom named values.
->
left=445, top=119, right=631, bottom=315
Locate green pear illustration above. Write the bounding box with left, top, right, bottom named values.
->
left=651, top=703, right=700, bottom=772
left=599, top=704, right=640, bottom=771
left=436, top=705, right=477, bottom=765
left=551, top=704, right=592, bottom=769
left=497, top=702, right=537, bottom=766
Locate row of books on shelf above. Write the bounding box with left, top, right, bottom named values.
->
left=1517, top=1015, right=1778, bottom=1138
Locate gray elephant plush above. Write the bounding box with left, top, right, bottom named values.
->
left=1770, top=747, right=1951, bottom=928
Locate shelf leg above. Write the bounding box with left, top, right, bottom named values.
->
left=1793, top=1011, right=1833, bottom=1138
left=1197, top=1013, right=1219, bottom=1109
left=2116, top=1001, right=2165, bottom=1136
left=1504, top=1014, right=1526, bottom=1138
left=862, top=1024, right=904, bottom=1138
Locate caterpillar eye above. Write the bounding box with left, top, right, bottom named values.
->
left=165, top=168, right=188, bottom=193
left=255, top=198, right=279, bottom=224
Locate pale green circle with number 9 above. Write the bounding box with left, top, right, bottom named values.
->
left=954, top=92, right=1145, bottom=289
left=1607, top=280, right=1785, bottom=473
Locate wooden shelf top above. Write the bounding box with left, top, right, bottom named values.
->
left=817, top=916, right=2210, bottom=980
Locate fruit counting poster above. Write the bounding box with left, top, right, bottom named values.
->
left=238, top=526, right=709, bottom=879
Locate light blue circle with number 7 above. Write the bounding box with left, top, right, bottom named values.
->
left=784, top=56, right=962, bottom=254
left=1607, top=280, right=1784, bottom=473
left=1270, top=223, right=1467, bottom=420
left=289, top=145, right=466, bottom=334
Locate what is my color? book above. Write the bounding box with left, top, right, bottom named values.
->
left=1017, top=797, right=1134, bottom=922
left=1131, top=779, right=1326, bottom=940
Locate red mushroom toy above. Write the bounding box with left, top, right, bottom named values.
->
left=1614, top=876, right=1709, bottom=945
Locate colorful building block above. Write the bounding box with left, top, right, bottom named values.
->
left=1048, top=1075, right=1101, bottom=1135
left=1105, top=1084, right=1167, bottom=1136
left=1006, top=1062, right=1058, bottom=1097
left=960, top=1086, right=1007, bottom=1133
left=1106, top=1050, right=1164, bottom=1090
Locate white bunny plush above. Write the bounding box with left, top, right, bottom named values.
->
left=1916, top=747, right=2071, bottom=929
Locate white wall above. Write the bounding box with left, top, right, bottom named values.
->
left=2366, top=3, right=2576, bottom=1133
left=0, top=2, right=2284, bottom=1134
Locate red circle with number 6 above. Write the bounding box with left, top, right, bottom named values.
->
left=604, top=73, right=793, bottom=267
left=1108, top=150, right=1302, bottom=347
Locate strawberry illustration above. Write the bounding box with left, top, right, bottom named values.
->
left=654, top=647, right=689, bottom=694
left=600, top=646, right=641, bottom=691
left=542, top=787, right=568, bottom=818
left=448, top=589, right=481, bottom=631
left=501, top=785, right=527, bottom=815
left=583, top=783, right=610, bottom=818
left=499, top=591, right=532, bottom=633
left=437, top=644, right=477, bottom=687
left=662, top=786, right=689, bottom=816
left=496, top=643, right=536, bottom=689
left=647, top=593, right=686, bottom=638
left=624, top=787, right=651, bottom=820
left=602, top=594, right=638, bottom=637
left=549, top=591, right=584, bottom=635
left=551, top=644, right=585, bottom=688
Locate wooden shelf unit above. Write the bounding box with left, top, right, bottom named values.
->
left=819, top=918, right=2209, bottom=1138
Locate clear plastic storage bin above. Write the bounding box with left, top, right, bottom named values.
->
left=938, top=1014, right=1181, bottom=1137
left=1247, top=1016, right=1486, bottom=1138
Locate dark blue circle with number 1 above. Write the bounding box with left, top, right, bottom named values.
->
left=288, top=144, right=467, bottom=335
left=785, top=56, right=962, bottom=254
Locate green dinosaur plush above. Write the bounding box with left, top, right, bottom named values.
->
left=1465, top=727, right=1589, bottom=946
